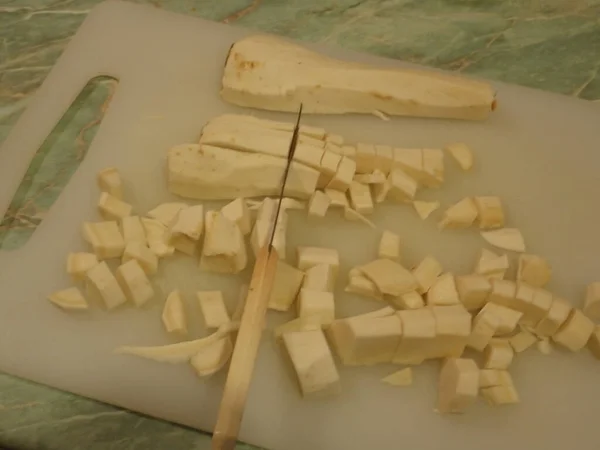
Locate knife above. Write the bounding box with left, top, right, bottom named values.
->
left=212, top=104, right=304, bottom=450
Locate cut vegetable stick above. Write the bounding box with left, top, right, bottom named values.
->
left=327, top=315, right=403, bottom=366
left=97, top=167, right=123, bottom=199
left=317, top=151, right=342, bottom=188
left=168, top=144, right=319, bottom=200
left=444, top=143, right=473, bottom=171
left=412, top=256, right=443, bottom=294
left=198, top=291, right=231, bottom=329
left=393, top=148, right=424, bottom=182
left=382, top=368, right=412, bottom=386
left=162, top=290, right=187, bottom=335
left=413, top=201, right=440, bottom=220
left=221, top=35, right=495, bottom=120
left=437, top=358, right=479, bottom=414
left=378, top=230, right=400, bottom=261
left=212, top=245, right=278, bottom=449
left=282, top=329, right=340, bottom=398
left=48, top=287, right=88, bottom=311
left=481, top=228, right=526, bottom=252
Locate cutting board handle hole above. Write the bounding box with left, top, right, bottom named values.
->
left=0, top=76, right=118, bottom=251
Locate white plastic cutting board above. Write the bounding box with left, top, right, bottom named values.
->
left=2, top=1, right=600, bottom=449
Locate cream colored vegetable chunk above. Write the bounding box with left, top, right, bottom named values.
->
left=439, top=197, right=478, bottom=229
left=444, top=143, right=473, bottom=171
left=268, top=260, right=304, bottom=312
left=122, top=242, right=158, bottom=276
left=387, top=168, right=418, bottom=202
left=393, top=308, right=436, bottom=364
left=121, top=216, right=146, bottom=245
left=222, top=35, right=495, bottom=120
left=583, top=282, right=600, bottom=320
left=220, top=198, right=253, bottom=236
left=317, top=152, right=342, bottom=188
left=66, top=252, right=98, bottom=281
left=97, top=167, right=123, bottom=199
left=250, top=198, right=287, bottom=259
left=360, top=258, right=417, bottom=297
left=86, top=261, right=127, bottom=310
left=327, top=315, right=403, bottom=366
left=534, top=297, right=571, bottom=337
left=391, top=290, right=425, bottom=310
left=297, top=247, right=339, bottom=276
left=393, top=148, right=425, bottom=182
left=115, top=260, right=154, bottom=307
left=487, top=279, right=517, bottom=308
left=48, top=287, right=88, bottom=311
left=348, top=181, right=374, bottom=215
left=413, top=201, right=440, bottom=220
left=98, top=192, right=132, bottom=221
left=509, top=328, right=537, bottom=353
left=483, top=339, right=514, bottom=369
left=474, top=248, right=509, bottom=280
left=517, top=254, right=551, bottom=287
left=147, top=202, right=188, bottom=227
left=297, top=289, right=335, bottom=325
left=378, top=230, right=400, bottom=261
left=422, top=148, right=444, bottom=187
left=326, top=156, right=356, bottom=191
left=168, top=144, right=319, bottom=200
left=427, top=273, right=460, bottom=306
left=479, top=369, right=512, bottom=388
left=303, top=263, right=336, bottom=292
left=162, top=290, right=187, bottom=335
left=382, top=368, right=413, bottom=387
left=437, top=358, right=479, bottom=414
left=467, top=309, right=500, bottom=352
left=473, top=196, right=504, bottom=229
left=456, top=274, right=491, bottom=310
left=274, top=316, right=325, bottom=339
left=82, top=221, right=125, bottom=259
left=167, top=205, right=204, bottom=256
left=197, top=291, right=231, bottom=330
left=324, top=188, right=348, bottom=208
left=481, top=228, right=526, bottom=252
left=480, top=372, right=519, bottom=406
left=308, top=190, right=331, bottom=218
left=141, top=218, right=174, bottom=258
left=355, top=143, right=377, bottom=174
left=190, top=336, right=233, bottom=377
left=429, top=305, right=471, bottom=359
left=282, top=330, right=341, bottom=398
left=345, top=275, right=383, bottom=301
left=480, top=302, right=522, bottom=336
left=201, top=211, right=247, bottom=273
left=552, top=309, right=594, bottom=351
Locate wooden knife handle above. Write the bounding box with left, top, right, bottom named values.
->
left=212, top=245, right=279, bottom=450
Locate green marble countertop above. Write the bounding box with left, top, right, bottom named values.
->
left=1, top=0, right=599, bottom=448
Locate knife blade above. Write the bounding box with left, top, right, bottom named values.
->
left=212, top=104, right=304, bottom=450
